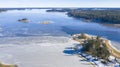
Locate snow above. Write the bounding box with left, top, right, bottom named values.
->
left=0, top=36, right=92, bottom=67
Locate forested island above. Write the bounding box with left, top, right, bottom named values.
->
left=18, top=18, right=30, bottom=23
left=68, top=10, right=120, bottom=24
left=46, top=8, right=71, bottom=12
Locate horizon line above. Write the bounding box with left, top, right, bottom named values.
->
left=0, top=7, right=120, bottom=9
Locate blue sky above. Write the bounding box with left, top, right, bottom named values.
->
left=0, top=0, right=120, bottom=8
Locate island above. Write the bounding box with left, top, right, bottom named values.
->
left=46, top=8, right=71, bottom=12
left=0, top=62, right=17, bottom=67
left=18, top=18, right=30, bottom=23
left=40, top=20, right=53, bottom=24
left=72, top=33, right=120, bottom=64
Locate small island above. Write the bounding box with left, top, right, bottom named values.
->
left=72, top=33, right=120, bottom=64
left=18, top=18, right=30, bottom=23
left=40, top=21, right=53, bottom=24
left=0, top=62, right=17, bottom=67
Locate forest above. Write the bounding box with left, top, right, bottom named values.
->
left=68, top=10, right=120, bottom=24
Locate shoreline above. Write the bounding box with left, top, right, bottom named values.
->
left=105, top=40, right=120, bottom=58
left=107, top=41, right=120, bottom=53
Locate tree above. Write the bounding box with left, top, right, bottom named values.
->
left=81, top=36, right=110, bottom=61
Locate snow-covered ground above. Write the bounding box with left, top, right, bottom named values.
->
left=0, top=36, right=92, bottom=67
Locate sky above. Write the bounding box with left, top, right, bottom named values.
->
left=0, top=0, right=120, bottom=8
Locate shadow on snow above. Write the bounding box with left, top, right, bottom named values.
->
left=63, top=48, right=76, bottom=55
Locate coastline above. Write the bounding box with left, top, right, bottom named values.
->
left=111, top=41, right=120, bottom=51
left=107, top=41, right=120, bottom=53
left=105, top=40, right=120, bottom=58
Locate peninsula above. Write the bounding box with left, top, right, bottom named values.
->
left=72, top=33, right=120, bottom=63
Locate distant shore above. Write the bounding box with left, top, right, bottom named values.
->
left=102, top=24, right=120, bottom=28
